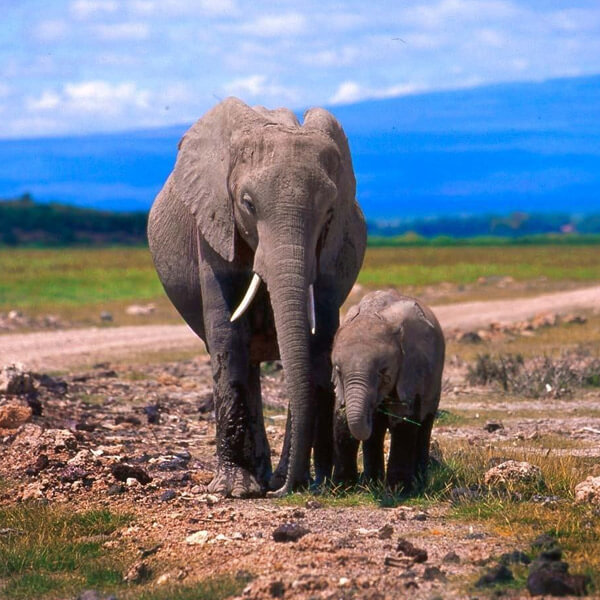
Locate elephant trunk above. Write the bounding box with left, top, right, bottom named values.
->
left=344, top=376, right=375, bottom=441
left=264, top=222, right=314, bottom=495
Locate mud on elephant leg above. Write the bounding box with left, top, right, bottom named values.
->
left=332, top=405, right=360, bottom=485
left=386, top=421, right=420, bottom=493
left=207, top=353, right=268, bottom=498
left=362, top=412, right=387, bottom=484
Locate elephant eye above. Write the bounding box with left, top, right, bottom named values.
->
left=241, top=193, right=255, bottom=214
left=334, top=364, right=341, bottom=375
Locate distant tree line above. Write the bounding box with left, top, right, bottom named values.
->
left=0, top=194, right=148, bottom=246
left=368, top=211, right=600, bottom=238
left=1, top=195, right=599, bottom=247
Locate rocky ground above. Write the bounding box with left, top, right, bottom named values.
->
left=1, top=349, right=599, bottom=599
left=1, top=285, right=600, bottom=599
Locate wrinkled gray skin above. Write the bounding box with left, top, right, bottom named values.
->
left=147, top=98, right=366, bottom=497
left=332, top=290, right=445, bottom=491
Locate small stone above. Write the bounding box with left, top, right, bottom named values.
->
left=25, top=453, right=49, bottom=476
left=0, top=363, right=36, bottom=395
left=499, top=550, right=531, bottom=565
left=484, top=460, right=542, bottom=488
left=185, top=530, right=210, bottom=545
left=269, top=580, right=285, bottom=597
left=107, top=484, right=125, bottom=496
left=100, top=311, right=113, bottom=322
left=272, top=522, right=309, bottom=543
left=111, top=463, right=152, bottom=485
left=125, top=303, right=156, bottom=316
left=160, top=489, right=176, bottom=502
left=0, top=403, right=32, bottom=429
left=143, top=404, right=160, bottom=424
left=123, top=560, right=151, bottom=584
left=527, top=560, right=589, bottom=596
left=60, top=466, right=88, bottom=483
left=475, top=564, right=514, bottom=587
left=396, top=538, right=428, bottom=563
left=423, top=566, right=446, bottom=582
left=305, top=499, right=323, bottom=509
left=457, top=331, right=483, bottom=344
left=378, top=524, right=394, bottom=539
left=532, top=533, right=558, bottom=550
left=574, top=476, right=600, bottom=505
left=484, top=421, right=504, bottom=433
left=412, top=512, right=427, bottom=521
left=443, top=551, right=461, bottom=564
left=338, top=577, right=351, bottom=587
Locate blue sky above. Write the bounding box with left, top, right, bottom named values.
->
left=2, top=0, right=600, bottom=138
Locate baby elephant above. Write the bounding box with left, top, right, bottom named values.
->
left=332, top=290, right=445, bottom=491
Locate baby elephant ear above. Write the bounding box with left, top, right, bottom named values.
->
left=172, top=97, right=258, bottom=262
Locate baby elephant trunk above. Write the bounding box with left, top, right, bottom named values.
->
left=344, top=377, right=376, bottom=441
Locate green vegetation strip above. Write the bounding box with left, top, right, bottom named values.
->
left=1, top=244, right=599, bottom=311
left=0, top=505, right=131, bottom=599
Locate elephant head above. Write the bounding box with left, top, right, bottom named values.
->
left=332, top=316, right=402, bottom=440
left=170, top=97, right=363, bottom=493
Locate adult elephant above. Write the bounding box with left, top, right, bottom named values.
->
left=148, top=98, right=366, bottom=497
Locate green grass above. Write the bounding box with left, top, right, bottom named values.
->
left=0, top=504, right=132, bottom=599
left=358, top=245, right=600, bottom=288
left=3, top=244, right=599, bottom=314
left=0, top=247, right=162, bottom=310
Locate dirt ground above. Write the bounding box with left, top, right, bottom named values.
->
left=1, top=284, right=599, bottom=371
left=1, top=285, right=600, bottom=599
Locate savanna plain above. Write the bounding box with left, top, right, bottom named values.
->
left=1, top=244, right=600, bottom=599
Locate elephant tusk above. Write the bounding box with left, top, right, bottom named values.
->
left=308, top=284, right=316, bottom=335
left=230, top=273, right=262, bottom=322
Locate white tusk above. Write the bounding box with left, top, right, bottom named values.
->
left=230, top=273, right=262, bottom=322
left=308, top=284, right=316, bottom=335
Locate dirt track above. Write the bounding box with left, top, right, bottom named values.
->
left=1, top=284, right=599, bottom=370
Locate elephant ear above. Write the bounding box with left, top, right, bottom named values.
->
left=379, top=300, right=438, bottom=421
left=302, top=108, right=366, bottom=293
left=172, top=97, right=264, bottom=262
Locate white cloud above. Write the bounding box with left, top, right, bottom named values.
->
left=33, top=20, right=68, bottom=42
left=241, top=13, right=307, bottom=37
left=27, top=91, right=61, bottom=111
left=129, top=0, right=237, bottom=16
left=224, top=74, right=297, bottom=102
left=94, top=22, right=150, bottom=41
left=301, top=46, right=359, bottom=68
left=70, top=0, right=118, bottom=20
left=402, top=0, right=518, bottom=28
left=329, top=81, right=426, bottom=104
left=64, top=81, right=150, bottom=113
left=0, top=83, right=10, bottom=98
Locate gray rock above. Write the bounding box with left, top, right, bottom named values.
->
left=272, top=522, right=309, bottom=543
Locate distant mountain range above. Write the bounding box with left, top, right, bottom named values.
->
left=0, top=75, right=598, bottom=220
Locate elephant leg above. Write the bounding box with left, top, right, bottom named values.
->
left=362, top=413, right=387, bottom=484
left=310, top=289, right=340, bottom=484
left=332, top=406, right=359, bottom=485
left=386, top=421, right=420, bottom=493
left=312, top=380, right=334, bottom=485
left=199, top=240, right=266, bottom=498
left=268, top=410, right=291, bottom=491
left=416, top=413, right=435, bottom=484
left=248, top=363, right=272, bottom=487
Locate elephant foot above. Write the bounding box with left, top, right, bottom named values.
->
left=207, top=464, right=263, bottom=498
left=267, top=467, right=287, bottom=492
